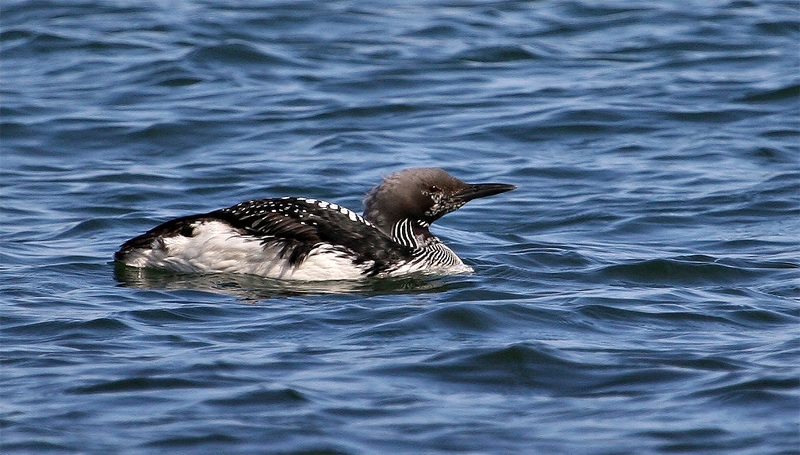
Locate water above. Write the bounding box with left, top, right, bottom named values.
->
left=2, top=0, right=799, bottom=453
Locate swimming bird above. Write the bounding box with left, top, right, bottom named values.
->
left=115, top=168, right=516, bottom=281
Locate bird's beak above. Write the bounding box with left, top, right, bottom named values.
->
left=454, top=183, right=517, bottom=203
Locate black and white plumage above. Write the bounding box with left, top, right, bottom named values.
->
left=115, top=168, right=516, bottom=281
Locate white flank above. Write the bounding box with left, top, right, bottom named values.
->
left=120, top=220, right=372, bottom=281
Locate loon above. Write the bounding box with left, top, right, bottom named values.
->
left=115, top=168, right=516, bottom=281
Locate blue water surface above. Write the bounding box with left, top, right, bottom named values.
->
left=2, top=1, right=799, bottom=454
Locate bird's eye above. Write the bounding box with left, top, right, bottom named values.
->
left=428, top=185, right=441, bottom=193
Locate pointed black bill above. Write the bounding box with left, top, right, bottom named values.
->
left=454, top=182, right=517, bottom=203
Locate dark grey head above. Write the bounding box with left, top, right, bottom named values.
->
left=363, top=168, right=516, bottom=236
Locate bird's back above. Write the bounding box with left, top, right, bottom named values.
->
left=116, top=197, right=414, bottom=280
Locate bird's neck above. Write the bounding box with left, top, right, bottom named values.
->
left=389, top=218, right=437, bottom=249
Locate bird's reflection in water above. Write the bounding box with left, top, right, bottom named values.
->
left=113, top=263, right=460, bottom=302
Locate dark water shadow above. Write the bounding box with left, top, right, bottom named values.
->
left=112, top=262, right=460, bottom=301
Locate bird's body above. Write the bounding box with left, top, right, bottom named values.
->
left=115, top=168, right=515, bottom=281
